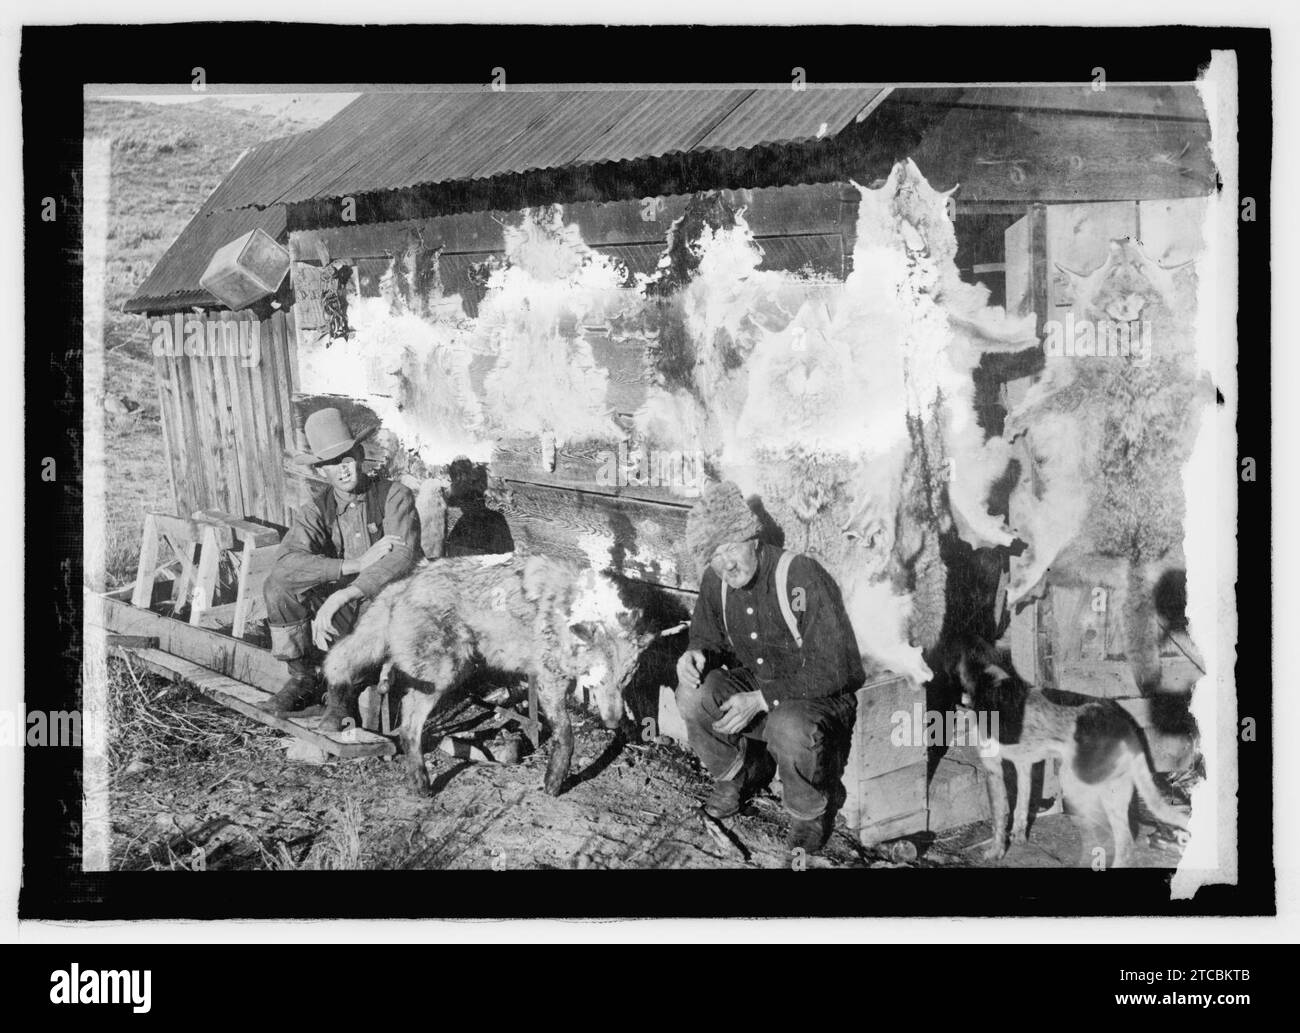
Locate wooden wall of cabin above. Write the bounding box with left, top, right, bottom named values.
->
left=282, top=182, right=860, bottom=602
left=151, top=307, right=299, bottom=530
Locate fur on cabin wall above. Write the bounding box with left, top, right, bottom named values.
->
left=298, top=168, right=1046, bottom=685
left=299, top=210, right=647, bottom=469
left=1001, top=236, right=1211, bottom=690
left=637, top=161, right=1038, bottom=683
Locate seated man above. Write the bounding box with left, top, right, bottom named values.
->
left=676, top=481, right=864, bottom=855
left=261, top=407, right=421, bottom=720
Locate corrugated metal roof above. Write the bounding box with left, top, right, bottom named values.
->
left=124, top=204, right=287, bottom=313
left=206, top=87, right=885, bottom=210
left=125, top=138, right=295, bottom=313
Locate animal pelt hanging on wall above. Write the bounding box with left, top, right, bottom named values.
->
left=637, top=160, right=1038, bottom=684
left=1002, top=237, right=1212, bottom=691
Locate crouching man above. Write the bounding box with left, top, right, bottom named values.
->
left=676, top=481, right=864, bottom=856
left=261, top=407, right=421, bottom=723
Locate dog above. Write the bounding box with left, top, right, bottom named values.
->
left=321, top=553, right=644, bottom=797
left=955, top=639, right=1190, bottom=867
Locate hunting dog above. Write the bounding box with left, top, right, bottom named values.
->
left=956, top=640, right=1190, bottom=867
left=322, top=554, right=643, bottom=797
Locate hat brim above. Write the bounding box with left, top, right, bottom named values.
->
left=290, top=425, right=377, bottom=466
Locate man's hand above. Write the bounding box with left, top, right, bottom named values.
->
left=676, top=649, right=705, bottom=691
left=712, top=690, right=768, bottom=735
left=312, top=585, right=364, bottom=651
left=340, top=534, right=404, bottom=576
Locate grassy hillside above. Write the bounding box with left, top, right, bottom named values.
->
left=86, top=96, right=335, bottom=586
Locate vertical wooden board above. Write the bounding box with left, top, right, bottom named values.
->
left=131, top=514, right=159, bottom=609
left=246, top=314, right=285, bottom=525
left=170, top=345, right=212, bottom=512
left=263, top=312, right=295, bottom=523
left=236, top=313, right=272, bottom=522
left=152, top=351, right=186, bottom=515
left=1003, top=213, right=1033, bottom=321
left=277, top=310, right=305, bottom=461
left=222, top=313, right=262, bottom=520
left=282, top=309, right=302, bottom=397
left=188, top=525, right=223, bottom=626
left=213, top=340, right=249, bottom=518
left=203, top=334, right=244, bottom=518
left=188, top=348, right=229, bottom=514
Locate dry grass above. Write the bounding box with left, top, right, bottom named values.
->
left=107, top=653, right=277, bottom=774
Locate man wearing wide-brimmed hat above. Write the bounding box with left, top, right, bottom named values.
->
left=676, top=480, right=864, bottom=856
left=260, top=407, right=421, bottom=721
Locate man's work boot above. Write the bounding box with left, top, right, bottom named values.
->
left=786, top=813, right=832, bottom=857
left=260, top=661, right=323, bottom=716
left=703, top=748, right=776, bottom=819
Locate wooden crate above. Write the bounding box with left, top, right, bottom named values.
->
left=842, top=673, right=927, bottom=846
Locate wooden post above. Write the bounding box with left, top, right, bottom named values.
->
left=131, top=514, right=160, bottom=609
left=188, top=524, right=223, bottom=626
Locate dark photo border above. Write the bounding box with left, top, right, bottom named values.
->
left=20, top=22, right=1273, bottom=919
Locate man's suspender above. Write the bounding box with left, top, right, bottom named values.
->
left=720, top=550, right=803, bottom=649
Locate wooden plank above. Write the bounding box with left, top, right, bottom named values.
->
left=289, top=183, right=851, bottom=264
left=193, top=602, right=237, bottom=631
left=851, top=675, right=924, bottom=779
left=152, top=351, right=186, bottom=515
left=949, top=85, right=1208, bottom=121
left=213, top=316, right=255, bottom=518
left=491, top=438, right=702, bottom=505
left=497, top=479, right=697, bottom=591
left=269, top=310, right=300, bottom=463
left=907, top=106, right=1216, bottom=203
left=279, top=310, right=304, bottom=453
left=192, top=509, right=281, bottom=547
left=187, top=524, right=223, bottom=627
left=233, top=540, right=278, bottom=638
left=257, top=312, right=288, bottom=521
left=151, top=513, right=234, bottom=549
left=246, top=313, right=286, bottom=526
left=106, top=634, right=160, bottom=650
left=89, top=588, right=290, bottom=692
left=843, top=675, right=927, bottom=840
left=227, top=313, right=267, bottom=522
left=131, top=513, right=160, bottom=609
left=851, top=761, right=929, bottom=847
left=126, top=647, right=395, bottom=759
left=189, top=345, right=232, bottom=514
left=170, top=344, right=213, bottom=512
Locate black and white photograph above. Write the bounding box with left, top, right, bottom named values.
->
left=5, top=9, right=1286, bottom=949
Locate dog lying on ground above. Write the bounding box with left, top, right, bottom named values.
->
left=321, top=554, right=644, bottom=797
left=956, top=639, right=1190, bottom=867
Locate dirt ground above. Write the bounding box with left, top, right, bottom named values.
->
left=104, top=657, right=1188, bottom=873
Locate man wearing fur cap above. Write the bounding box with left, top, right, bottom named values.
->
left=677, top=480, right=864, bottom=855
